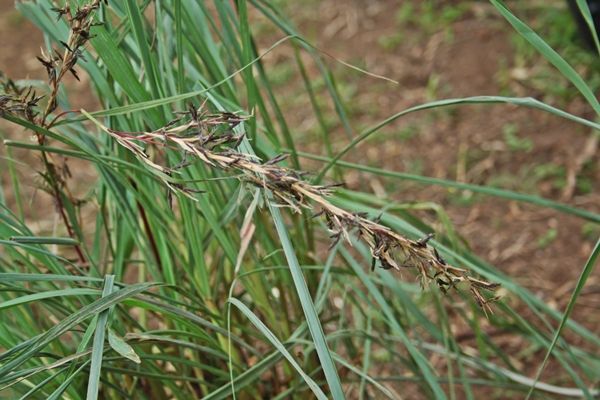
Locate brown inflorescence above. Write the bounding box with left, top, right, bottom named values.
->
left=0, top=1, right=108, bottom=265
left=103, top=103, right=501, bottom=314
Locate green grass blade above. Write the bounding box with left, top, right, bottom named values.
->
left=202, top=351, right=285, bottom=400
left=47, top=362, right=90, bottom=400
left=86, top=275, right=116, bottom=400
left=490, top=0, right=600, bottom=116
left=0, top=282, right=155, bottom=377
left=108, top=330, right=141, bottom=364
left=8, top=236, right=80, bottom=246
left=0, top=273, right=103, bottom=284
left=575, top=0, right=600, bottom=55
left=298, top=151, right=600, bottom=223
left=229, top=297, right=328, bottom=400
left=1, top=139, right=24, bottom=220
left=173, top=0, right=184, bottom=93
left=525, top=237, right=600, bottom=399
left=267, top=200, right=345, bottom=399
left=317, top=95, right=600, bottom=181
left=332, top=352, right=396, bottom=399
left=124, top=0, right=163, bottom=99
left=0, top=289, right=99, bottom=311
left=17, top=367, right=66, bottom=399
left=339, top=247, right=447, bottom=399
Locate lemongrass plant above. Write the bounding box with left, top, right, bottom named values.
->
left=0, top=1, right=599, bottom=399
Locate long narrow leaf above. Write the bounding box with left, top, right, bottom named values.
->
left=317, top=96, right=600, bottom=180
left=267, top=200, right=345, bottom=399
left=490, top=0, right=600, bottom=116
left=86, top=275, right=116, bottom=400
left=526, top=238, right=600, bottom=399
left=229, top=298, right=328, bottom=400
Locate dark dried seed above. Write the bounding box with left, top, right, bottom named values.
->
left=60, top=41, right=73, bottom=52
left=379, top=259, right=394, bottom=270
left=433, top=248, right=447, bottom=265
left=414, top=233, right=434, bottom=248
left=69, top=68, right=80, bottom=81
left=266, top=153, right=289, bottom=165
left=311, top=210, right=324, bottom=219
left=373, top=213, right=383, bottom=223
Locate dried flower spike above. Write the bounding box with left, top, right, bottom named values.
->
left=97, top=103, right=501, bottom=314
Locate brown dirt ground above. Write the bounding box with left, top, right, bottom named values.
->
left=1, top=0, right=599, bottom=398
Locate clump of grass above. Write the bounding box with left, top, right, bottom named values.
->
left=1, top=0, right=599, bottom=399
